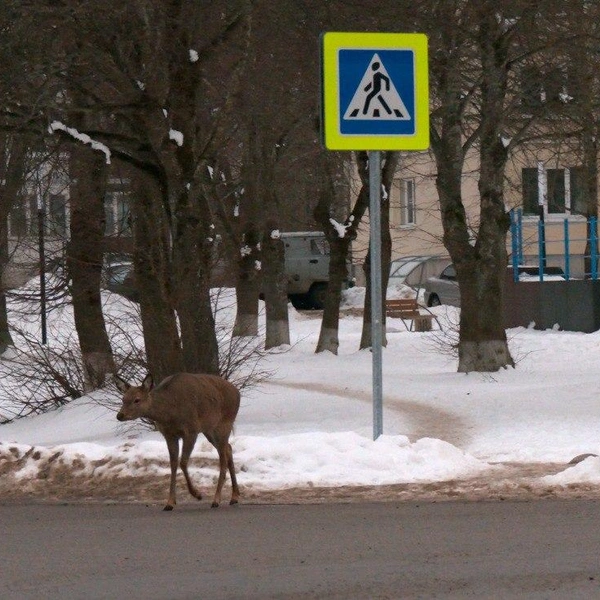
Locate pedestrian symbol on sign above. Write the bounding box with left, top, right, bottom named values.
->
left=343, top=54, right=410, bottom=121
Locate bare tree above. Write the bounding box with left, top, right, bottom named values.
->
left=0, top=135, right=28, bottom=353
left=424, top=0, right=566, bottom=371
left=232, top=0, right=323, bottom=349
left=313, top=151, right=355, bottom=355
left=43, top=1, right=251, bottom=378
left=67, top=131, right=116, bottom=390
left=559, top=1, right=600, bottom=275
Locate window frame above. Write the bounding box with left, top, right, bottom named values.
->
left=521, top=165, right=587, bottom=219
left=391, top=177, right=417, bottom=227
left=104, top=187, right=132, bottom=237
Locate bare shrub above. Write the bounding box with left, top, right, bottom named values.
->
left=0, top=287, right=271, bottom=425
left=0, top=325, right=84, bottom=422
left=425, top=307, right=460, bottom=360
left=424, top=306, right=526, bottom=368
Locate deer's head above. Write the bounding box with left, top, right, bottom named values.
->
left=115, top=374, right=154, bottom=421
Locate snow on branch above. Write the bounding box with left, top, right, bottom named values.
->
left=329, top=215, right=354, bottom=238
left=48, top=121, right=111, bottom=164
left=169, top=129, right=184, bottom=147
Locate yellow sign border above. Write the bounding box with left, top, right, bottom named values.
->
left=322, top=32, right=429, bottom=151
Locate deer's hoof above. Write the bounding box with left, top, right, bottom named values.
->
left=230, top=499, right=239, bottom=506
left=211, top=501, right=219, bottom=508
left=163, top=504, right=174, bottom=511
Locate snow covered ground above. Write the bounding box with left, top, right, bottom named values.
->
left=2, top=285, right=600, bottom=504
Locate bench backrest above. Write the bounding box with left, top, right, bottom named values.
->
left=386, top=298, right=418, bottom=311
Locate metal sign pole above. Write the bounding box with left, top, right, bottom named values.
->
left=369, top=150, right=383, bottom=440
left=321, top=31, right=429, bottom=441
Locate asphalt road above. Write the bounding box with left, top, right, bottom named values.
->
left=2, top=499, right=600, bottom=599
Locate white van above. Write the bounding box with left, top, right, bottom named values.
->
left=281, top=232, right=354, bottom=309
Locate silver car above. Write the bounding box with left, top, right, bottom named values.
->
left=388, top=255, right=451, bottom=290
left=424, top=264, right=460, bottom=307
left=423, top=263, right=567, bottom=308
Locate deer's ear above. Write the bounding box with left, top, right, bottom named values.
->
left=114, top=375, right=130, bottom=394
left=142, top=374, right=154, bottom=391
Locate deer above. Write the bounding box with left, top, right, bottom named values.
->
left=115, top=372, right=240, bottom=511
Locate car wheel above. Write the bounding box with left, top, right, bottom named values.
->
left=428, top=293, right=441, bottom=307
left=289, top=294, right=309, bottom=310
left=308, top=283, right=328, bottom=310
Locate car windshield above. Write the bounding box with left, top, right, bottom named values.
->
left=440, top=265, right=456, bottom=279
left=390, top=260, right=423, bottom=277
left=107, top=264, right=132, bottom=285
left=389, top=256, right=437, bottom=279
left=310, top=239, right=329, bottom=255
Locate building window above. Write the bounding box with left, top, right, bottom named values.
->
left=569, top=167, right=588, bottom=215
left=547, top=168, right=565, bottom=213
left=522, top=166, right=586, bottom=216
left=104, top=189, right=131, bottom=236
left=522, top=168, right=539, bottom=215
left=46, top=193, right=67, bottom=237
left=401, top=179, right=416, bottom=225
left=391, top=178, right=416, bottom=226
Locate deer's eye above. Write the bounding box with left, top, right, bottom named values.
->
left=134, top=398, right=140, bottom=404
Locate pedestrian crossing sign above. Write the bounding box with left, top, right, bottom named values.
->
left=321, top=32, right=429, bottom=151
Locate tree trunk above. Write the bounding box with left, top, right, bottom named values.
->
left=131, top=171, right=184, bottom=381
left=572, top=11, right=600, bottom=277
left=233, top=225, right=261, bottom=337
left=455, top=266, right=512, bottom=372
left=238, top=121, right=290, bottom=349
left=233, top=278, right=260, bottom=337
left=232, top=124, right=264, bottom=340
left=171, top=197, right=220, bottom=374
left=428, top=5, right=515, bottom=372
left=0, top=294, right=12, bottom=354
left=314, top=235, right=351, bottom=354
left=231, top=185, right=261, bottom=335
left=67, top=144, right=116, bottom=391
left=360, top=152, right=399, bottom=350
left=262, top=224, right=290, bottom=349
left=0, top=135, right=26, bottom=353
left=435, top=9, right=514, bottom=372
left=314, top=153, right=358, bottom=355
left=434, top=119, right=514, bottom=372
left=463, top=11, right=513, bottom=372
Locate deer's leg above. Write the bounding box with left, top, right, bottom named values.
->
left=227, top=442, right=240, bottom=505
left=164, top=435, right=180, bottom=511
left=207, top=431, right=228, bottom=508
left=180, top=433, right=202, bottom=501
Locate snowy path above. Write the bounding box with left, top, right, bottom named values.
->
left=264, top=380, right=472, bottom=447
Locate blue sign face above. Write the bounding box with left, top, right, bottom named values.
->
left=338, top=49, right=416, bottom=136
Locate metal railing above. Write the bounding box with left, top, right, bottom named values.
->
left=509, top=208, right=598, bottom=282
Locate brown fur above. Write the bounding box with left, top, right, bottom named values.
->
left=116, top=372, right=240, bottom=510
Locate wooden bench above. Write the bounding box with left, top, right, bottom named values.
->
left=385, top=298, right=435, bottom=332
